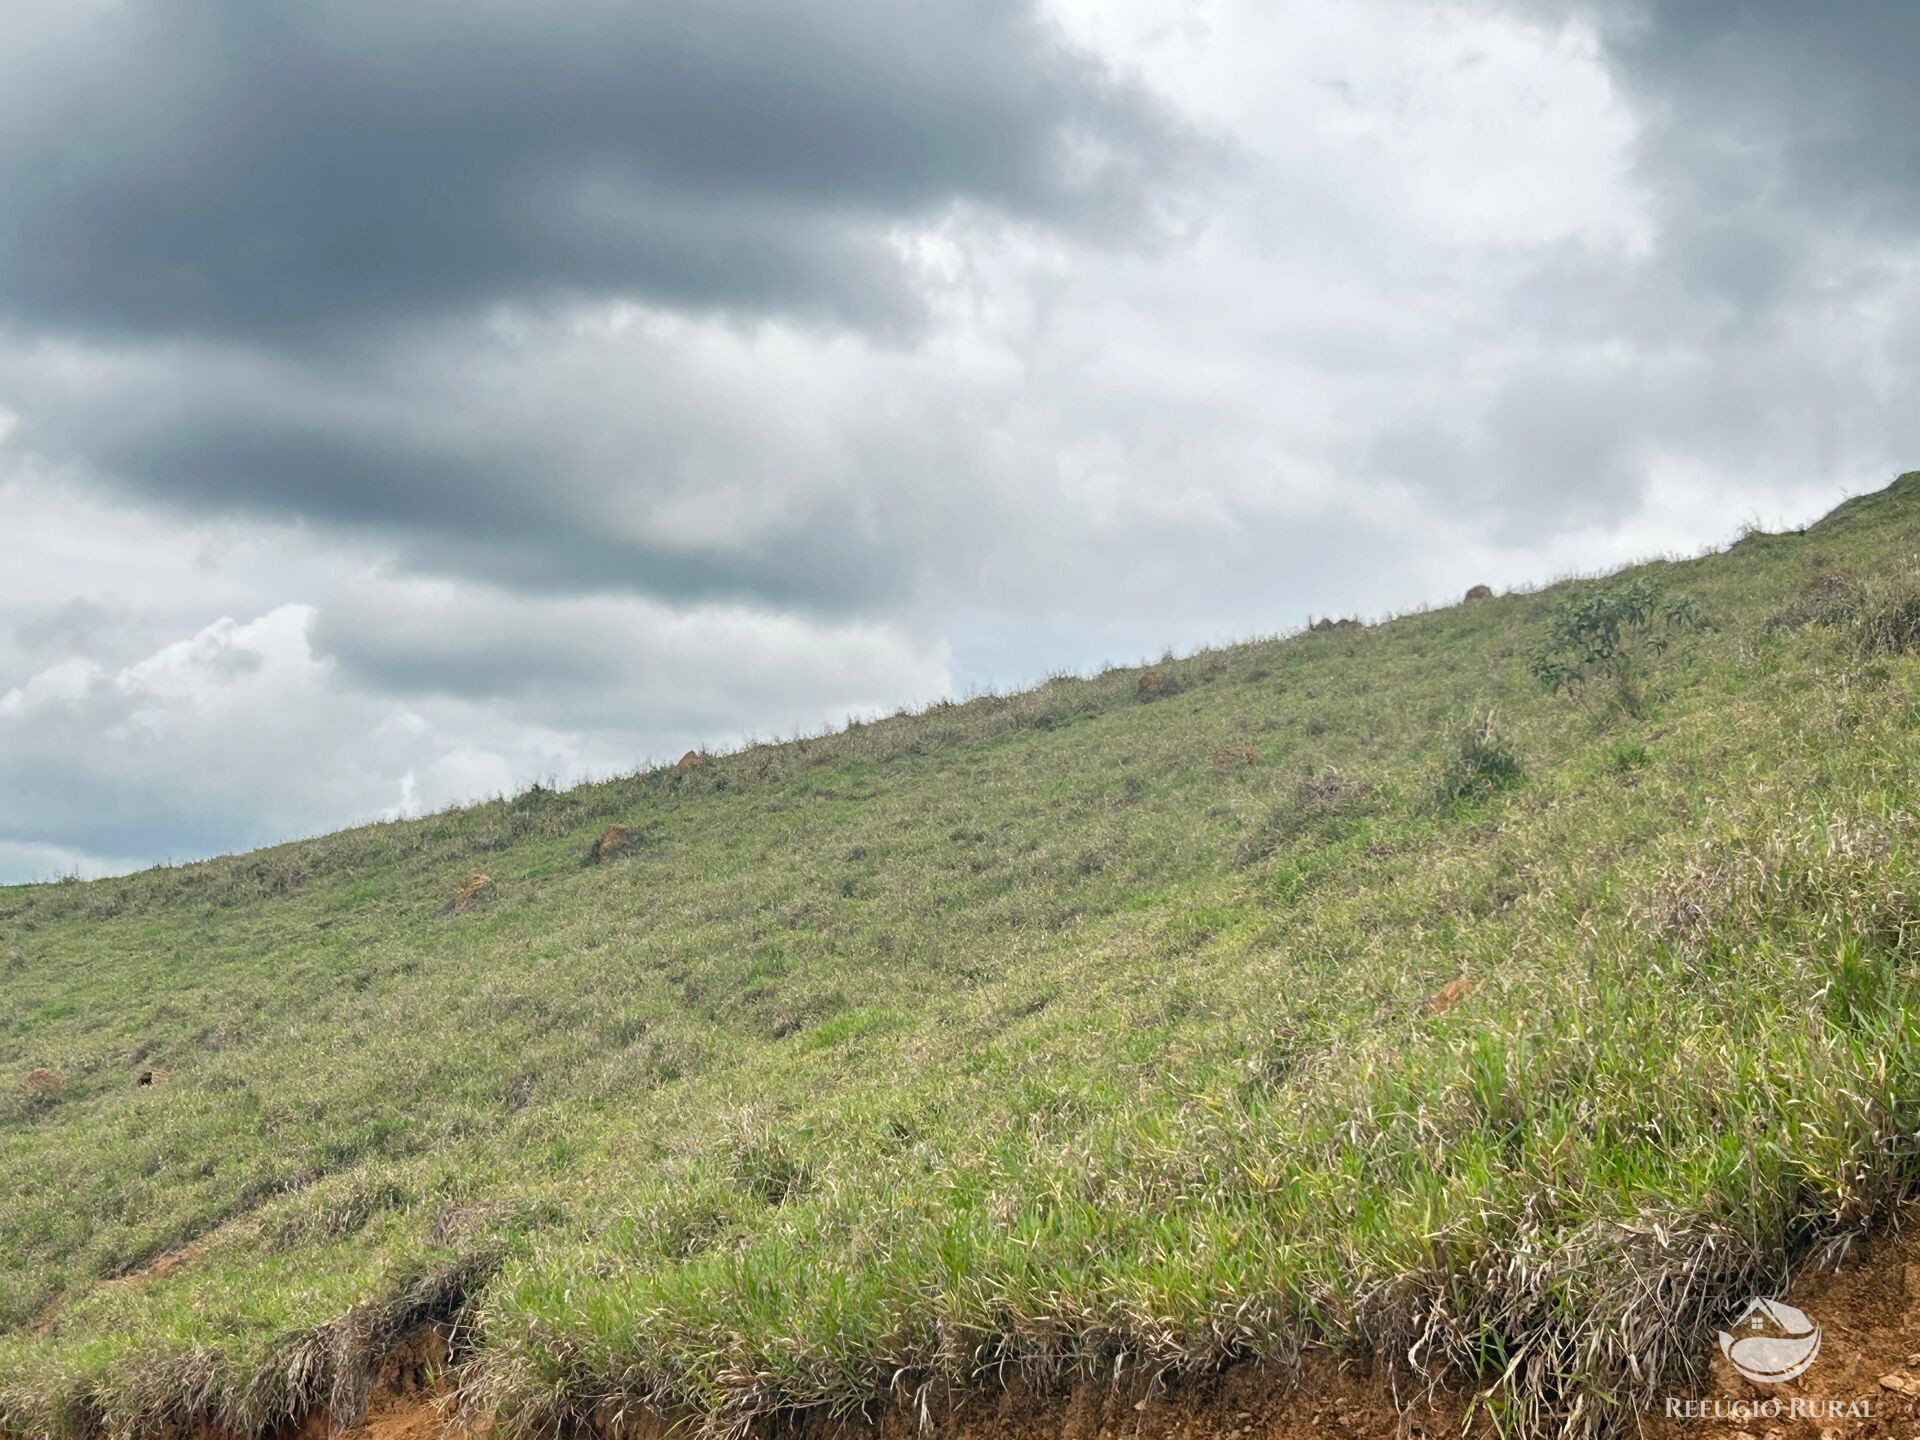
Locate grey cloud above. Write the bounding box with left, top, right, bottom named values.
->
left=11, top=598, right=128, bottom=659
left=9, top=0, right=1920, bottom=883
left=1599, top=2, right=1920, bottom=225
left=1353, top=1, right=1920, bottom=532
left=1523, top=0, right=1920, bottom=326
left=308, top=582, right=952, bottom=736
left=0, top=0, right=1198, bottom=342
left=3, top=332, right=922, bottom=613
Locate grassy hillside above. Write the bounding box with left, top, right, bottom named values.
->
left=7, top=477, right=1920, bottom=1438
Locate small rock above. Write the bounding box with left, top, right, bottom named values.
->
left=673, top=750, right=707, bottom=775
left=1880, top=1372, right=1920, bottom=1396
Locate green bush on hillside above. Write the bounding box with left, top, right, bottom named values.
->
left=1529, top=578, right=1704, bottom=717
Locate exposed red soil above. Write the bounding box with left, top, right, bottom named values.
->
left=587, top=824, right=634, bottom=865
left=344, top=1354, right=1468, bottom=1440
left=1419, top=977, right=1476, bottom=1015
left=1649, top=1221, right=1920, bottom=1440
left=848, top=1360, right=1469, bottom=1440
left=343, top=1330, right=472, bottom=1440
left=179, top=1222, right=1920, bottom=1440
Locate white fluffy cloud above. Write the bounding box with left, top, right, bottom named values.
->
left=0, top=472, right=952, bottom=879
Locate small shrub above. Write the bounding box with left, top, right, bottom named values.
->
left=724, top=1119, right=811, bottom=1206
left=1607, top=740, right=1650, bottom=773
left=1433, top=710, right=1522, bottom=808
left=1765, top=571, right=1863, bottom=634
left=1529, top=578, right=1704, bottom=717
left=1236, top=768, right=1369, bottom=866
left=1851, top=580, right=1920, bottom=658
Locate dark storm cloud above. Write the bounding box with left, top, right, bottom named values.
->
left=0, top=0, right=1193, bottom=342
left=2, top=335, right=920, bottom=611
left=1600, top=2, right=1920, bottom=221
left=1528, top=0, right=1920, bottom=311
left=0, top=0, right=1199, bottom=623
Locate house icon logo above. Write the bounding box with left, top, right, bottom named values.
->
left=1719, top=1297, right=1822, bottom=1384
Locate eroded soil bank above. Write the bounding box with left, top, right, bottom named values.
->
left=329, top=1221, right=1920, bottom=1440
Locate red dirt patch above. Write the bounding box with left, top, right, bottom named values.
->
left=335, top=1342, right=1471, bottom=1440
left=586, top=824, right=635, bottom=865
left=818, top=1358, right=1468, bottom=1440
left=21, top=1066, right=61, bottom=1098
left=1420, top=978, right=1475, bottom=1015
left=86, top=1224, right=1920, bottom=1440
left=1656, top=1221, right=1920, bottom=1439
left=109, top=1235, right=210, bottom=1289
left=1138, top=667, right=1175, bottom=698
left=343, top=1329, right=467, bottom=1440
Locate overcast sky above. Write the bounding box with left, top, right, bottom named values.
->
left=3, top=0, right=1917, bottom=882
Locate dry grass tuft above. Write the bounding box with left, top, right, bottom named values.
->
left=1207, top=745, right=1261, bottom=770
left=1236, top=767, right=1370, bottom=866
left=453, top=872, right=495, bottom=911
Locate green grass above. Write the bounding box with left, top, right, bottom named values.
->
left=7, top=476, right=1920, bottom=1438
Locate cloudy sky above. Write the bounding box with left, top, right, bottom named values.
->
left=3, top=0, right=1917, bottom=882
